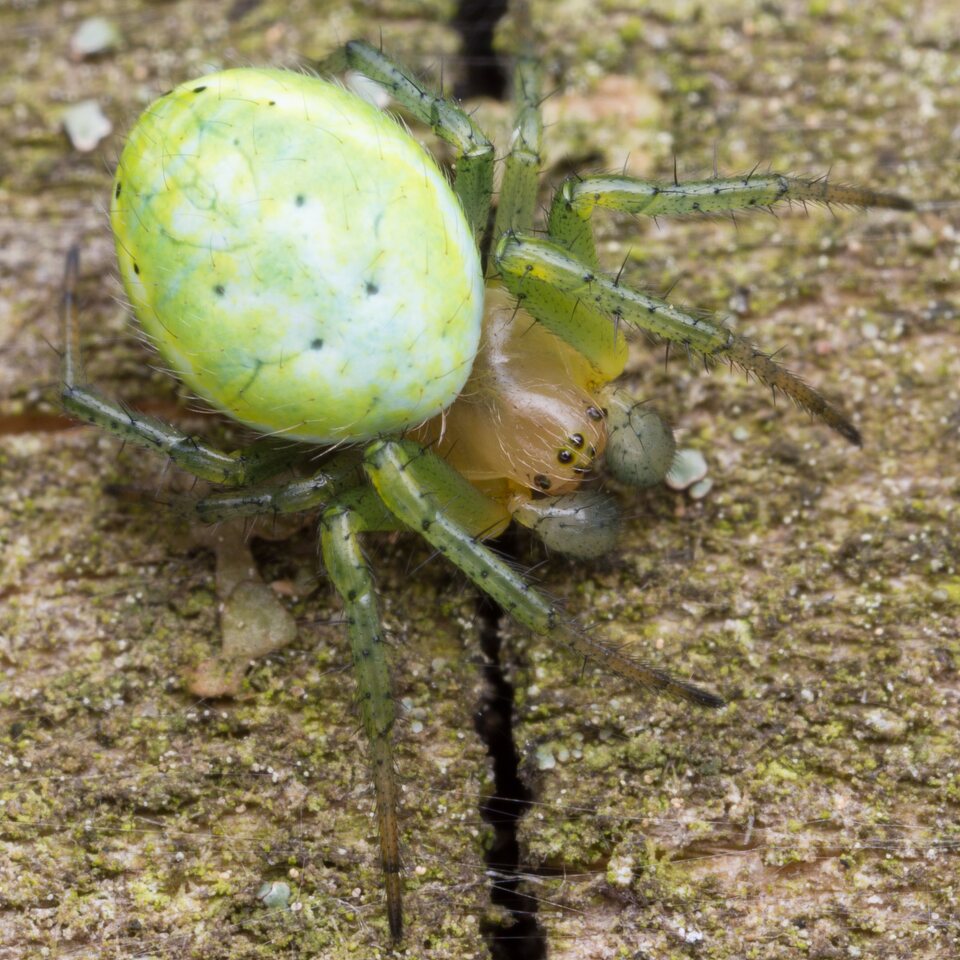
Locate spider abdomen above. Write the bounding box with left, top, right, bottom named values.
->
left=111, top=69, right=484, bottom=442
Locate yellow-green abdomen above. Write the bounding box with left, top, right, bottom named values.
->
left=112, top=69, right=483, bottom=442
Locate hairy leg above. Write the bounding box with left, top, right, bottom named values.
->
left=182, top=463, right=366, bottom=523
left=495, top=232, right=863, bottom=444
left=319, top=40, right=494, bottom=244
left=547, top=171, right=914, bottom=267
left=319, top=498, right=404, bottom=940
left=365, top=439, right=724, bottom=707
left=492, top=57, right=543, bottom=241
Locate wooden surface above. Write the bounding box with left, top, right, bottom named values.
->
left=1, top=2, right=958, bottom=957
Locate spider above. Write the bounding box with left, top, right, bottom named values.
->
left=60, top=41, right=913, bottom=940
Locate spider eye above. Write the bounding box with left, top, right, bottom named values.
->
left=569, top=433, right=584, bottom=448
left=557, top=449, right=574, bottom=465
left=534, top=474, right=552, bottom=490
left=586, top=405, right=604, bottom=422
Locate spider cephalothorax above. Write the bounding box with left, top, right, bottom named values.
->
left=61, top=41, right=912, bottom=939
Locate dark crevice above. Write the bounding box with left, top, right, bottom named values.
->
left=452, top=0, right=511, bottom=100
left=453, top=11, right=542, bottom=954
left=474, top=532, right=547, bottom=960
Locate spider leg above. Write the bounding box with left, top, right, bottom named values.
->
left=182, top=461, right=370, bottom=523
left=59, top=247, right=296, bottom=485
left=492, top=57, right=543, bottom=241
left=319, top=40, right=494, bottom=244
left=487, top=60, right=637, bottom=377
left=488, top=234, right=630, bottom=381
left=548, top=172, right=915, bottom=267
left=364, top=438, right=723, bottom=708
left=495, top=232, right=863, bottom=445
left=319, top=490, right=406, bottom=941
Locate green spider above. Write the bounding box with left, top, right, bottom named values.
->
left=60, top=41, right=913, bottom=940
